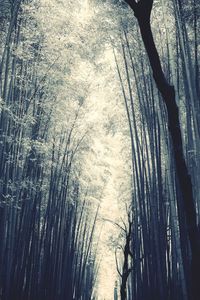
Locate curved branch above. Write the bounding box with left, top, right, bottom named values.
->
left=115, top=248, right=122, bottom=277
left=102, top=218, right=126, bottom=233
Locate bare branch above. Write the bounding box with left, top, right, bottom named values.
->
left=115, top=248, right=122, bottom=277
left=120, top=217, right=128, bottom=233
left=102, top=218, right=126, bottom=233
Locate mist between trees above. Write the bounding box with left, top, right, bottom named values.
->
left=0, top=0, right=199, bottom=300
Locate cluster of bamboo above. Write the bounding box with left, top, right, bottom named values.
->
left=0, top=1, right=98, bottom=299
left=114, top=0, right=200, bottom=299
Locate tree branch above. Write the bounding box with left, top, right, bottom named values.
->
left=124, top=0, right=154, bottom=22
left=102, top=218, right=126, bottom=233
left=115, top=248, right=122, bottom=277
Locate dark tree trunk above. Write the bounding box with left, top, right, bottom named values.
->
left=125, top=1, right=200, bottom=299
left=119, top=216, right=133, bottom=300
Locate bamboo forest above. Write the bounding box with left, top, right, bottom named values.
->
left=0, top=0, right=199, bottom=299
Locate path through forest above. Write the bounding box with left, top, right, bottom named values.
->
left=0, top=0, right=199, bottom=300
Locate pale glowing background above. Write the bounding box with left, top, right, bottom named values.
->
left=61, top=1, right=130, bottom=298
